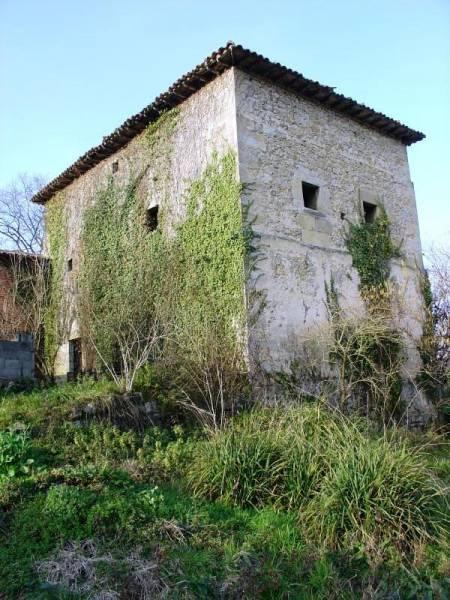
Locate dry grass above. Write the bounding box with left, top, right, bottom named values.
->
left=36, top=539, right=169, bottom=599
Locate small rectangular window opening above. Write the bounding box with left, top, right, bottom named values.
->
left=146, top=206, right=159, bottom=232
left=302, top=182, right=319, bottom=210
left=363, top=201, right=377, bottom=224
left=112, top=161, right=119, bottom=173
left=67, top=259, right=73, bottom=272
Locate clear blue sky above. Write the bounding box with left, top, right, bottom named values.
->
left=1, top=0, right=449, bottom=248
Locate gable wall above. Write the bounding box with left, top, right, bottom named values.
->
left=234, top=69, right=424, bottom=378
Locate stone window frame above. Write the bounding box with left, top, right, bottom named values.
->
left=292, top=166, right=329, bottom=218
left=359, top=189, right=380, bottom=223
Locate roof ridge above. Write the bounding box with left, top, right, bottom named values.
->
left=32, top=42, right=425, bottom=204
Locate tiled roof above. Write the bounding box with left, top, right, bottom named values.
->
left=32, top=42, right=425, bottom=204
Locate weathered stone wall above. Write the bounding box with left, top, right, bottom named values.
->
left=234, top=69, right=425, bottom=383
left=46, top=63, right=427, bottom=419
left=49, top=69, right=239, bottom=377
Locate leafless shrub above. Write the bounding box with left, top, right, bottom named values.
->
left=3, top=251, right=71, bottom=380
left=158, top=519, right=189, bottom=544
left=175, top=325, right=249, bottom=432
left=427, top=244, right=450, bottom=372
left=265, top=305, right=407, bottom=426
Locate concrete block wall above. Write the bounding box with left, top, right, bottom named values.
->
left=0, top=334, right=34, bottom=381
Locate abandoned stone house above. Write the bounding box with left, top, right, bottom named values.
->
left=0, top=251, right=35, bottom=382
left=32, top=42, right=428, bottom=414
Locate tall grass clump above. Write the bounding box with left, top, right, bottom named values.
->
left=304, top=432, right=448, bottom=559
left=188, top=406, right=448, bottom=561
left=189, top=407, right=347, bottom=508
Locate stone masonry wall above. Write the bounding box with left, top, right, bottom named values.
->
left=49, top=69, right=239, bottom=377
left=234, top=69, right=425, bottom=385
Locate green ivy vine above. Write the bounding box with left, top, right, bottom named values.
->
left=44, top=192, right=69, bottom=374
left=346, top=208, right=400, bottom=292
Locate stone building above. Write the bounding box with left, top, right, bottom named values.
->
left=33, top=43, right=428, bottom=418
left=0, top=251, right=35, bottom=382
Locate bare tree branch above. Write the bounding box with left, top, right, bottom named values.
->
left=0, top=174, right=46, bottom=254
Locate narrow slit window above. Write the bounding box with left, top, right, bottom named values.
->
left=146, top=206, right=159, bottom=232
left=112, top=161, right=119, bottom=173
left=67, top=259, right=73, bottom=272
left=302, top=182, right=319, bottom=210
left=363, top=201, right=377, bottom=224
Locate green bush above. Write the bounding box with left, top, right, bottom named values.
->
left=0, top=430, right=34, bottom=480
left=189, top=406, right=448, bottom=560
left=189, top=425, right=285, bottom=507
left=56, top=423, right=142, bottom=465
left=43, top=484, right=96, bottom=538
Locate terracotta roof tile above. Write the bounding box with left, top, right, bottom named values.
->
left=32, top=42, right=425, bottom=204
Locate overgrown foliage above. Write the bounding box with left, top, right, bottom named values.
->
left=79, top=176, right=169, bottom=391
left=418, top=270, right=448, bottom=403
left=346, top=207, right=400, bottom=294
left=0, top=430, right=34, bottom=481
left=43, top=192, right=72, bottom=378
left=326, top=310, right=405, bottom=422
left=79, top=130, right=249, bottom=420
left=0, top=382, right=448, bottom=598
left=319, top=210, right=406, bottom=422
left=166, top=151, right=249, bottom=429
left=189, top=406, right=448, bottom=562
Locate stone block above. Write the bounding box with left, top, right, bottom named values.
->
left=302, top=229, right=331, bottom=247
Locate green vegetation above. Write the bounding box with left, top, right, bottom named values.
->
left=346, top=208, right=400, bottom=294
left=78, top=144, right=248, bottom=424
left=44, top=192, right=70, bottom=377
left=0, top=382, right=448, bottom=598
left=321, top=209, right=406, bottom=421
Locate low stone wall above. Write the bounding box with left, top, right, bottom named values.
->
left=0, top=334, right=34, bottom=382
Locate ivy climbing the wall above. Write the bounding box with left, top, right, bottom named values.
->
left=346, top=207, right=400, bottom=297
left=417, top=271, right=447, bottom=401
left=79, top=175, right=170, bottom=392
left=44, top=192, right=70, bottom=378
left=170, top=151, right=246, bottom=351
left=79, top=131, right=249, bottom=415
left=322, top=207, right=406, bottom=423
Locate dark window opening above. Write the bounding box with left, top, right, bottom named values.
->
left=302, top=182, right=319, bottom=210
left=69, top=338, right=82, bottom=379
left=67, top=259, right=73, bottom=272
left=363, top=201, right=377, bottom=224
left=112, top=161, right=119, bottom=173
left=146, top=206, right=159, bottom=232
